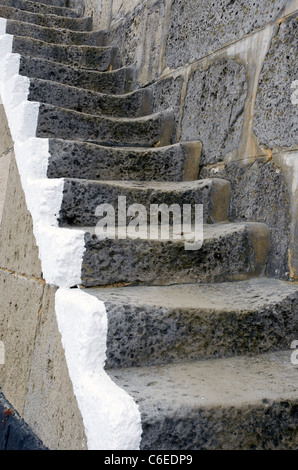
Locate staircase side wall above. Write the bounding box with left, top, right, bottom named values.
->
left=0, top=103, right=88, bottom=450
left=86, top=0, right=298, bottom=280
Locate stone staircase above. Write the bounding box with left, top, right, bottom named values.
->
left=1, top=0, right=298, bottom=450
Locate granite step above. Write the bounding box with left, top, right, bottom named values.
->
left=46, top=139, right=202, bottom=182
left=58, top=178, right=231, bottom=227
left=73, top=221, right=270, bottom=287
left=0, top=0, right=80, bottom=17
left=12, top=35, right=121, bottom=71
left=19, top=56, right=135, bottom=94
left=36, top=103, right=174, bottom=147
left=28, top=78, right=153, bottom=117
left=87, top=278, right=298, bottom=368
left=107, top=350, right=298, bottom=450
left=6, top=19, right=105, bottom=46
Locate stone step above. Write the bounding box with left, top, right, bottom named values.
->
left=58, top=178, right=231, bottom=227
left=74, top=221, right=270, bottom=287
left=12, top=35, right=121, bottom=71
left=19, top=56, right=135, bottom=94
left=87, top=278, right=298, bottom=368
left=107, top=350, right=298, bottom=450
left=31, top=0, right=67, bottom=6
left=46, top=139, right=202, bottom=182
left=36, top=103, right=175, bottom=147
left=0, top=6, right=92, bottom=31
left=0, top=0, right=80, bottom=17
left=28, top=78, right=153, bottom=118
left=6, top=19, right=105, bottom=46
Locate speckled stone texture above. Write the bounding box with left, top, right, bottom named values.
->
left=200, top=159, right=292, bottom=279
left=165, top=0, right=288, bottom=68
left=181, top=59, right=248, bottom=165
left=80, top=222, right=269, bottom=287
left=47, top=140, right=199, bottom=182
left=254, top=13, right=298, bottom=150
left=108, top=351, right=298, bottom=450
left=88, top=278, right=298, bottom=368
left=19, top=56, right=135, bottom=94
left=58, top=178, right=230, bottom=226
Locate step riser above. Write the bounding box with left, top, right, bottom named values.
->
left=59, top=179, right=230, bottom=227
left=0, top=6, right=92, bottom=31
left=47, top=140, right=202, bottom=182
left=80, top=223, right=269, bottom=287
left=6, top=20, right=105, bottom=46
left=103, top=292, right=298, bottom=368
left=138, top=399, right=298, bottom=450
left=36, top=104, right=174, bottom=147
left=28, top=79, right=153, bottom=118
left=19, top=57, right=135, bottom=94
left=13, top=37, right=121, bottom=71
left=0, top=0, right=79, bottom=17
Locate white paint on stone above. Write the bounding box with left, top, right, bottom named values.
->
left=55, top=288, right=142, bottom=450
left=0, top=20, right=143, bottom=449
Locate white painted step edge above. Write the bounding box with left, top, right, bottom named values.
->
left=0, top=18, right=142, bottom=450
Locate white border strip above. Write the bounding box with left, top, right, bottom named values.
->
left=0, top=19, right=142, bottom=450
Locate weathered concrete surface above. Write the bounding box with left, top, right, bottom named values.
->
left=254, top=13, right=298, bottom=151
left=108, top=350, right=298, bottom=450
left=165, top=0, right=288, bottom=69
left=89, top=278, right=298, bottom=368
left=181, top=59, right=248, bottom=165
left=0, top=103, right=13, bottom=225
left=200, top=160, right=292, bottom=279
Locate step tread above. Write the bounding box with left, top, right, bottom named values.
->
left=28, top=77, right=152, bottom=117
left=0, top=0, right=80, bottom=17
left=0, top=5, right=92, bottom=30
left=19, top=56, right=135, bottom=93
left=87, top=277, right=298, bottom=314
left=107, top=350, right=297, bottom=409
left=6, top=19, right=105, bottom=45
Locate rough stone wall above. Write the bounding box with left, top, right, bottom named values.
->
left=83, top=0, right=298, bottom=280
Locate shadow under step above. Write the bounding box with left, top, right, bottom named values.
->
left=58, top=178, right=231, bottom=226
left=12, top=35, right=121, bottom=71
left=19, top=56, right=135, bottom=94
left=86, top=277, right=298, bottom=368
left=107, top=350, right=298, bottom=450
left=0, top=5, right=92, bottom=30
left=36, top=103, right=174, bottom=147
left=28, top=78, right=153, bottom=118
left=47, top=140, right=202, bottom=182
left=72, top=221, right=270, bottom=287
left=6, top=19, right=105, bottom=46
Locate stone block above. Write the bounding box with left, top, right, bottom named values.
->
left=0, top=271, right=44, bottom=415
left=165, top=0, right=288, bottom=69
left=254, top=13, right=298, bottom=150
left=181, top=59, right=248, bottom=165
